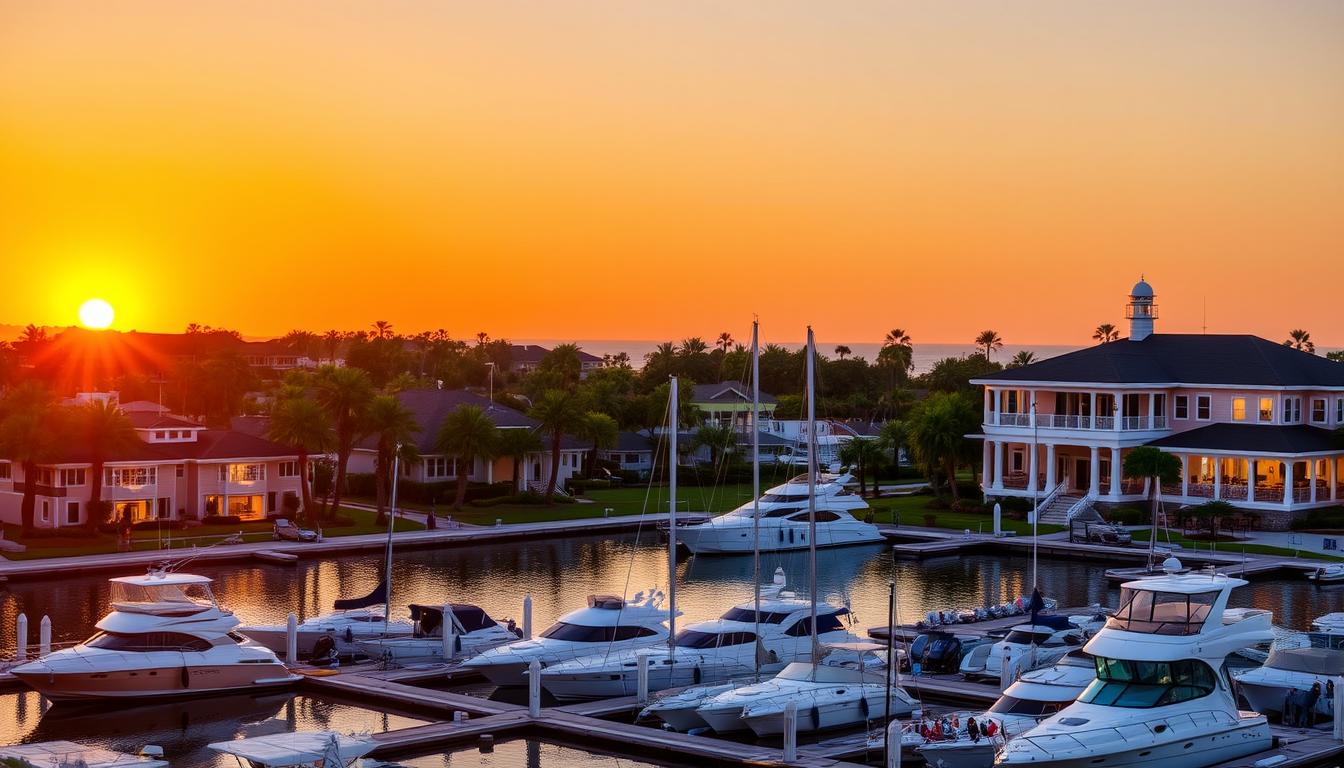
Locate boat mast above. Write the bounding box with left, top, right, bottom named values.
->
left=751, top=320, right=762, bottom=681
left=383, top=445, right=401, bottom=635
left=668, top=376, right=678, bottom=662
left=806, top=328, right=818, bottom=665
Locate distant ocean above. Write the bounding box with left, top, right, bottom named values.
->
left=515, top=339, right=1083, bottom=375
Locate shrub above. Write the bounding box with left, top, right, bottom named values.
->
left=1291, top=506, right=1344, bottom=531
left=468, top=492, right=576, bottom=507
left=951, top=499, right=988, bottom=514
left=344, top=474, right=512, bottom=505
left=925, top=497, right=950, bottom=510
left=1107, top=507, right=1145, bottom=526
left=201, top=515, right=244, bottom=526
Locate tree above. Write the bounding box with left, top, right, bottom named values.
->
left=878, top=329, right=914, bottom=384
left=73, top=400, right=139, bottom=530
left=268, top=395, right=332, bottom=524
left=538, top=343, right=584, bottom=390
left=1187, top=499, right=1235, bottom=540
left=0, top=382, right=60, bottom=534
left=834, top=345, right=851, bottom=361
left=314, top=366, right=374, bottom=519
left=878, top=419, right=908, bottom=475
left=1122, top=445, right=1182, bottom=565
left=838, top=438, right=884, bottom=497
left=436, top=405, right=499, bottom=510
left=1093, top=323, right=1119, bottom=344
left=906, top=392, right=980, bottom=501
left=371, top=320, right=395, bottom=340
left=322, top=330, right=342, bottom=364
left=1008, top=350, right=1038, bottom=369
left=974, top=330, right=1003, bottom=359
left=364, top=394, right=420, bottom=524
left=578, top=411, right=619, bottom=478
left=716, top=332, right=734, bottom=353
left=529, top=389, right=586, bottom=503
left=692, top=422, right=736, bottom=468
left=1328, top=351, right=1344, bottom=363
left=1285, top=329, right=1315, bottom=354
left=680, top=337, right=709, bottom=356
left=497, top=427, right=543, bottom=491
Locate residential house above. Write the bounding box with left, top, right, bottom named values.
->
left=973, top=279, right=1344, bottom=529
left=509, top=344, right=604, bottom=379
left=690, top=381, right=777, bottom=431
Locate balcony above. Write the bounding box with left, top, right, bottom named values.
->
left=991, top=414, right=1169, bottom=431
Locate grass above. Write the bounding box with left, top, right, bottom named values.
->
left=1129, top=528, right=1344, bottom=562
left=0, top=507, right=422, bottom=561
left=863, top=493, right=1065, bottom=536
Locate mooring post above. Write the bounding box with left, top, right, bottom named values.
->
left=782, top=700, right=798, bottom=763
left=285, top=613, right=298, bottom=663
left=1000, top=648, right=1013, bottom=692
left=38, top=616, right=51, bottom=658
left=15, top=613, right=27, bottom=662
left=1334, top=674, right=1344, bottom=741
left=528, top=658, right=541, bottom=717
left=636, top=652, right=650, bottom=703
left=886, top=717, right=903, bottom=768
left=522, top=594, right=533, bottom=640
left=443, top=603, right=456, bottom=661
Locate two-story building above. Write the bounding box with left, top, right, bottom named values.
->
left=690, top=381, right=778, bottom=431
left=973, top=279, right=1344, bottom=529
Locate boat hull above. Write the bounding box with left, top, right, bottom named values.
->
left=11, top=662, right=296, bottom=702
left=1238, top=679, right=1334, bottom=718
left=239, top=623, right=412, bottom=658
left=744, top=691, right=913, bottom=736
left=997, top=719, right=1270, bottom=768
left=914, top=739, right=999, bottom=768
left=678, top=523, right=882, bottom=555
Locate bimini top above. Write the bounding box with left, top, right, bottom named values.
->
left=0, top=742, right=167, bottom=768
left=1119, top=573, right=1247, bottom=595
left=208, top=733, right=376, bottom=766
left=110, top=572, right=214, bottom=588
left=1264, top=647, right=1344, bottom=676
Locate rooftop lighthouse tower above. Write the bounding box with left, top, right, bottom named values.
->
left=1125, top=277, right=1157, bottom=341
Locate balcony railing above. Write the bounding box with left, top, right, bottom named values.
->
left=991, top=413, right=1168, bottom=431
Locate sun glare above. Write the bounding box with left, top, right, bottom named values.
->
left=78, top=298, right=115, bottom=329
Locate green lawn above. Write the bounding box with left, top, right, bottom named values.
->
left=863, top=493, right=1064, bottom=536
left=1129, top=528, right=1344, bottom=562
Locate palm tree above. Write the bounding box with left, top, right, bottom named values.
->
left=715, top=332, right=734, bottom=353
left=74, top=400, right=139, bottom=531
left=838, top=438, right=884, bottom=498
left=692, top=422, right=736, bottom=468
left=879, top=329, right=914, bottom=381
left=268, top=396, right=332, bottom=524
left=476, top=331, right=490, bottom=346
left=1008, top=350, right=1038, bottom=369
left=579, top=411, right=619, bottom=478
left=680, top=337, right=709, bottom=356
left=974, top=330, right=1003, bottom=360
left=539, top=343, right=584, bottom=389
left=364, top=394, right=420, bottom=523
left=0, top=382, right=60, bottom=534
left=528, top=389, right=586, bottom=503
left=834, top=345, right=852, bottom=361
left=1285, top=329, right=1316, bottom=354
left=906, top=391, right=980, bottom=501
left=371, top=320, right=395, bottom=340
left=1122, top=446, right=1182, bottom=566
left=497, top=427, right=543, bottom=491
left=878, top=419, right=908, bottom=475
left=314, top=366, right=374, bottom=519
left=884, top=328, right=912, bottom=348
left=436, top=405, right=499, bottom=510
left=1093, top=323, right=1119, bottom=344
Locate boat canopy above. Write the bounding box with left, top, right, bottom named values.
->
left=333, top=580, right=387, bottom=610
left=1266, top=647, right=1344, bottom=676
left=208, top=733, right=376, bottom=767
left=0, top=742, right=168, bottom=768
left=408, top=604, right=498, bottom=632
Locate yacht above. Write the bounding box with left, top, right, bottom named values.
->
left=0, top=742, right=167, bottom=768
left=354, top=603, right=520, bottom=664
left=210, top=732, right=377, bottom=768
left=961, top=613, right=1104, bottom=681
left=459, top=592, right=674, bottom=686
left=997, top=569, right=1275, bottom=768
left=695, top=642, right=918, bottom=735
left=238, top=605, right=412, bottom=659
left=539, top=573, right=855, bottom=701
left=1234, top=614, right=1344, bottom=721
left=676, top=473, right=882, bottom=554
left=913, top=650, right=1096, bottom=768
left=11, top=569, right=296, bottom=701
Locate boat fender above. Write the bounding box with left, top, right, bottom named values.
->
left=789, top=530, right=795, bottom=544
left=345, top=627, right=354, bottom=644
left=859, top=695, right=869, bottom=718
left=811, top=705, right=821, bottom=728
left=779, top=531, right=784, bottom=543
left=693, top=666, right=702, bottom=684
left=455, top=635, right=463, bottom=653
left=180, top=666, right=190, bottom=689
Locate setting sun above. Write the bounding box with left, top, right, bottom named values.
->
left=77, top=298, right=115, bottom=329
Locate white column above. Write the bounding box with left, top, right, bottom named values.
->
left=1029, top=390, right=1038, bottom=428
left=1247, top=459, right=1256, bottom=502
left=1310, top=459, right=1318, bottom=504
left=984, top=388, right=993, bottom=424
left=1089, top=392, right=1098, bottom=429
left=1213, top=457, right=1222, bottom=500
left=1113, top=395, right=1122, bottom=432
left=1147, top=393, right=1155, bottom=429
left=1089, top=446, right=1100, bottom=496
left=1110, top=447, right=1123, bottom=498
left=1180, top=455, right=1189, bottom=498
left=1045, top=443, right=1057, bottom=490
left=982, top=440, right=992, bottom=488
left=1284, top=461, right=1294, bottom=506
left=993, top=441, right=1005, bottom=489
left=1332, top=458, right=1338, bottom=501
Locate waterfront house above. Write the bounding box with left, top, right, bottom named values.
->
left=508, top=344, right=604, bottom=379
left=690, top=381, right=778, bottom=430
left=973, top=279, right=1344, bottom=529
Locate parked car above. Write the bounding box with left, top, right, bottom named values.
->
left=1068, top=521, right=1132, bottom=546
left=273, top=518, right=318, bottom=542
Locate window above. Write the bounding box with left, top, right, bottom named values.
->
left=176, top=464, right=185, bottom=478
left=0, top=462, right=10, bottom=480
left=1196, top=395, right=1211, bottom=421
left=156, top=497, right=171, bottom=519
left=785, top=611, right=848, bottom=637
left=538, top=623, right=657, bottom=642
left=154, top=431, right=166, bottom=440
left=988, top=695, right=1067, bottom=717
left=36, top=468, right=55, bottom=485
left=1106, top=587, right=1216, bottom=635
left=278, top=461, right=299, bottom=478
left=85, top=631, right=213, bottom=653
left=1174, top=396, right=1188, bottom=420
left=1079, top=657, right=1216, bottom=709
left=224, top=464, right=265, bottom=483
left=1338, top=398, right=1344, bottom=424
left=1311, top=399, right=1327, bottom=424
left=1011, top=450, right=1024, bottom=472
left=60, top=468, right=86, bottom=486
left=1282, top=396, right=1302, bottom=424
left=1231, top=397, right=1246, bottom=422
left=169, top=430, right=179, bottom=439
left=624, top=453, right=639, bottom=464
left=425, top=457, right=457, bottom=479
left=267, top=491, right=277, bottom=513
left=40, top=500, right=50, bottom=523
left=66, top=501, right=79, bottom=525
left=786, top=511, right=841, bottom=523
left=719, top=607, right=794, bottom=624
left=108, top=467, right=156, bottom=488
left=1259, top=397, right=1274, bottom=422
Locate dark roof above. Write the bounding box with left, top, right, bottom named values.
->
left=229, top=415, right=272, bottom=438
left=509, top=344, right=602, bottom=365
left=40, top=428, right=298, bottom=464
left=690, top=381, right=779, bottom=405
left=360, top=388, right=539, bottom=454
left=611, top=432, right=656, bottom=452
left=975, top=334, right=1344, bottom=387
left=118, top=400, right=169, bottom=413
left=126, top=412, right=202, bottom=430
left=1148, top=424, right=1342, bottom=455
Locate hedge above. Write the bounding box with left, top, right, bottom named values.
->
left=345, top=473, right=513, bottom=505
left=1291, top=506, right=1344, bottom=531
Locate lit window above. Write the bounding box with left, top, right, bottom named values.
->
left=1196, top=396, right=1211, bottom=421
left=1231, top=398, right=1246, bottom=421
left=1258, top=398, right=1273, bottom=422
left=1174, top=396, right=1188, bottom=420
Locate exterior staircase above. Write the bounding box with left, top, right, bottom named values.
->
left=1038, top=494, right=1084, bottom=525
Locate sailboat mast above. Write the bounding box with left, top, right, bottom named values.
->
left=751, top=321, right=762, bottom=680
left=383, top=445, right=401, bottom=635
left=668, top=376, right=678, bottom=661
left=806, top=328, right=818, bottom=664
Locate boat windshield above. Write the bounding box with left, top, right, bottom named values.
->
left=1105, top=588, right=1216, bottom=635
left=86, top=630, right=214, bottom=652
left=674, top=629, right=757, bottom=649
left=1003, top=630, right=1054, bottom=645
left=987, top=695, right=1068, bottom=717
left=109, top=581, right=216, bottom=612
left=1077, top=657, right=1216, bottom=708
left=539, top=623, right=659, bottom=642
left=719, top=607, right=793, bottom=624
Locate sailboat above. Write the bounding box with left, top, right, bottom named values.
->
left=695, top=328, right=918, bottom=734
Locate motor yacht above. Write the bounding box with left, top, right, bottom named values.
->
left=210, top=732, right=377, bottom=768
left=11, top=569, right=296, bottom=701
left=459, top=592, right=674, bottom=686
left=354, top=603, right=520, bottom=664
left=997, top=568, right=1275, bottom=768
left=695, top=642, right=918, bottom=735
left=238, top=606, right=412, bottom=659
left=960, top=613, right=1104, bottom=682
left=1307, top=564, right=1344, bottom=584
left=676, top=473, right=882, bottom=554
left=539, top=573, right=855, bottom=701
left=1234, top=615, right=1344, bottom=722
left=0, top=742, right=167, bottom=768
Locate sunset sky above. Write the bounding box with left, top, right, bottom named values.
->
left=2, top=1, right=1341, bottom=346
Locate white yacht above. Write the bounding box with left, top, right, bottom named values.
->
left=539, top=574, right=855, bottom=701
left=997, top=569, right=1275, bottom=768
left=696, top=642, right=918, bottom=735
left=1234, top=615, right=1344, bottom=721
left=210, top=732, right=377, bottom=768
left=0, top=742, right=167, bottom=768
left=458, top=592, right=674, bottom=686
left=676, top=473, right=882, bottom=554
left=238, top=605, right=412, bottom=659
left=12, top=569, right=296, bottom=701
left=961, top=613, right=1104, bottom=681
left=354, top=603, right=520, bottom=664
left=913, top=650, right=1096, bottom=768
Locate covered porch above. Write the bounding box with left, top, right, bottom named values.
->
left=981, top=439, right=1148, bottom=501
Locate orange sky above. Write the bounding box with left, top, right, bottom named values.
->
left=2, top=1, right=1341, bottom=346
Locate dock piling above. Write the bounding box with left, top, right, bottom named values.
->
left=522, top=594, right=533, bottom=640
left=38, top=616, right=50, bottom=657
left=528, top=659, right=541, bottom=717
left=886, top=717, right=903, bottom=768
left=1000, top=648, right=1012, bottom=692
left=782, top=700, right=797, bottom=763
left=286, top=613, right=298, bottom=663
left=636, top=652, right=650, bottom=703
left=443, top=603, right=456, bottom=661
left=1334, top=674, right=1344, bottom=741
left=15, top=613, right=26, bottom=661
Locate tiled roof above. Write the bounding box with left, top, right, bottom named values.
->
left=974, top=335, right=1344, bottom=387
left=1148, top=424, right=1343, bottom=455
left=690, top=381, right=780, bottom=405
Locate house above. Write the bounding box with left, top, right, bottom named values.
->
left=973, top=279, right=1344, bottom=529
left=0, top=401, right=305, bottom=529
left=690, top=381, right=777, bottom=430
left=600, top=432, right=657, bottom=476
left=509, top=344, right=604, bottom=379
left=348, top=388, right=588, bottom=493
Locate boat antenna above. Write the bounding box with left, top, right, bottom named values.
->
left=668, top=376, right=678, bottom=664
left=806, top=327, right=819, bottom=665
left=751, top=320, right=762, bottom=681
left=383, top=445, right=401, bottom=636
